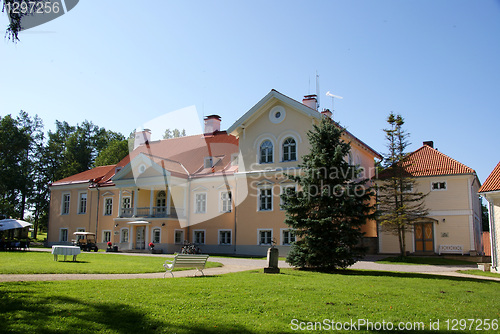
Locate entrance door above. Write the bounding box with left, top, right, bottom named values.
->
left=415, top=222, right=434, bottom=253
left=136, top=226, right=145, bottom=249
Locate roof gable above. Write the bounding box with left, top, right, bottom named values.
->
left=479, top=161, right=500, bottom=193
left=403, top=145, right=475, bottom=177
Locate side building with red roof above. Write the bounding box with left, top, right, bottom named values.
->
left=479, top=161, right=500, bottom=272
left=48, top=90, right=382, bottom=255
left=378, top=142, right=483, bottom=256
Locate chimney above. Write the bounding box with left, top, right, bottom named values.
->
left=134, top=129, right=152, bottom=150
left=423, top=141, right=434, bottom=148
left=204, top=115, right=221, bottom=133
left=321, top=109, right=332, bottom=118
left=302, top=94, right=318, bottom=110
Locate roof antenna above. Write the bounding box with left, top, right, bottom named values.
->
left=326, top=91, right=343, bottom=118
left=315, top=72, right=320, bottom=110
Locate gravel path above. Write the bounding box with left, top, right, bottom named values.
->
left=1, top=249, right=498, bottom=282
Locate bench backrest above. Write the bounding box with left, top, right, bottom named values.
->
left=173, top=254, right=209, bottom=268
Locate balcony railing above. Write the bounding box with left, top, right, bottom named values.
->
left=120, top=207, right=185, bottom=219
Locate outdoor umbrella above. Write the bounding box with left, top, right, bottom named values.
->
left=0, top=219, right=33, bottom=231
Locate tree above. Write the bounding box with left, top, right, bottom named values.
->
left=481, top=202, right=489, bottom=232
left=281, top=117, right=375, bottom=270
left=163, top=128, right=186, bottom=139
left=95, top=139, right=129, bottom=166
left=376, top=113, right=428, bottom=257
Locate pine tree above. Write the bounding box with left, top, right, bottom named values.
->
left=281, top=117, right=375, bottom=270
left=376, top=113, right=428, bottom=257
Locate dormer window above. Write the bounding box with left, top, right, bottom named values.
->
left=260, top=140, right=273, bottom=164
left=204, top=157, right=213, bottom=168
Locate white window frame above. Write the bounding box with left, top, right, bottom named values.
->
left=281, top=228, right=296, bottom=245
left=76, top=227, right=85, bottom=240
left=61, top=193, right=70, bottom=215
left=195, top=192, right=207, bottom=214
left=257, top=229, right=273, bottom=245
left=156, top=190, right=167, bottom=208
left=218, top=229, right=232, bottom=245
left=431, top=181, right=447, bottom=191
left=259, top=140, right=274, bottom=164
left=122, top=196, right=131, bottom=209
left=104, top=197, right=113, bottom=216
left=174, top=229, right=184, bottom=244
left=258, top=187, right=273, bottom=211
left=193, top=230, right=206, bottom=245
left=78, top=192, right=87, bottom=214
left=204, top=157, right=213, bottom=168
left=219, top=191, right=232, bottom=213
left=280, top=184, right=297, bottom=209
left=59, top=228, right=68, bottom=242
left=281, top=137, right=297, bottom=162
left=152, top=228, right=161, bottom=244
left=120, top=228, right=129, bottom=243
left=102, top=230, right=111, bottom=243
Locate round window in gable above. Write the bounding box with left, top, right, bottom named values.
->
left=138, top=164, right=147, bottom=174
left=269, top=106, right=286, bottom=124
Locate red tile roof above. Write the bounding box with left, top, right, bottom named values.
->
left=51, top=132, right=239, bottom=187
left=403, top=144, right=475, bottom=177
left=479, top=161, right=500, bottom=193
left=51, top=165, right=116, bottom=186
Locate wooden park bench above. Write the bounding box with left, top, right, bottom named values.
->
left=438, top=245, right=464, bottom=255
left=163, top=254, right=210, bottom=278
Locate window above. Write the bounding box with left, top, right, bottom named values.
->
left=152, top=228, right=161, bottom=243
left=194, top=230, right=205, bottom=244
left=175, top=230, right=184, bottom=244
left=76, top=228, right=85, bottom=240
left=122, top=197, right=131, bottom=208
left=103, top=231, right=111, bottom=243
left=402, top=183, right=413, bottom=192
left=104, top=198, right=113, bottom=215
left=120, top=229, right=129, bottom=243
left=282, top=229, right=296, bottom=245
left=260, top=140, right=273, bottom=163
left=280, top=184, right=296, bottom=209
left=259, top=188, right=273, bottom=211
left=219, top=230, right=231, bottom=245
left=62, top=193, right=70, bottom=215
left=78, top=193, right=87, bottom=214
left=195, top=193, right=207, bottom=213
left=59, top=228, right=68, bottom=242
left=220, top=191, right=232, bottom=213
left=431, top=181, right=447, bottom=191
left=259, top=230, right=272, bottom=245
left=282, top=137, right=297, bottom=161
left=204, top=157, right=213, bottom=168
left=157, top=191, right=166, bottom=207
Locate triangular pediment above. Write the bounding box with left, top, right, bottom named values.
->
left=112, top=153, right=171, bottom=183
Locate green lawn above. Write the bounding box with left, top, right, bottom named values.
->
left=376, top=256, right=474, bottom=266
left=457, top=269, right=500, bottom=279
left=0, top=251, right=222, bottom=274
left=0, top=269, right=498, bottom=333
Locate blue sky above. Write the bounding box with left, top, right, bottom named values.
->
left=1, top=0, right=499, bottom=183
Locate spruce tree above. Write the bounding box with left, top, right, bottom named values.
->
left=281, top=116, right=375, bottom=270
left=376, top=113, right=428, bottom=257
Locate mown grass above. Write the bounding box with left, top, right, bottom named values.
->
left=457, top=269, right=500, bottom=278
left=0, top=251, right=222, bottom=274
left=376, top=256, right=474, bottom=266
left=0, top=269, right=498, bottom=333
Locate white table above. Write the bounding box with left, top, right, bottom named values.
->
left=52, top=245, right=81, bottom=261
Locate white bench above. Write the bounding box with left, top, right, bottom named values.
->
left=163, top=254, right=210, bottom=278
left=438, top=245, right=464, bottom=255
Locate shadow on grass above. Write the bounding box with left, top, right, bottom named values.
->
left=291, top=267, right=497, bottom=284
left=0, top=289, right=255, bottom=334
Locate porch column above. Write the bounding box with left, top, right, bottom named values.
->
left=166, top=186, right=171, bottom=215
left=145, top=225, right=150, bottom=249
left=133, top=188, right=138, bottom=217
left=149, top=189, right=154, bottom=217
left=129, top=225, right=133, bottom=250
left=118, top=189, right=123, bottom=217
